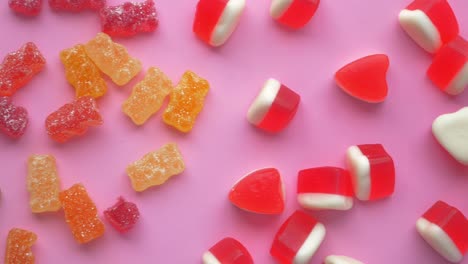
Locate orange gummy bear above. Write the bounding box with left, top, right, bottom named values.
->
left=60, top=44, right=107, bottom=99
left=4, top=228, right=37, bottom=264
left=59, top=183, right=105, bottom=244
left=163, top=71, right=209, bottom=132
left=84, top=33, right=142, bottom=86
left=27, top=154, right=61, bottom=213
left=122, top=67, right=173, bottom=125
left=127, top=143, right=185, bottom=192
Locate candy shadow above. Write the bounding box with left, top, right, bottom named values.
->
left=331, top=81, right=386, bottom=114
left=424, top=129, right=468, bottom=174
left=229, top=205, right=283, bottom=228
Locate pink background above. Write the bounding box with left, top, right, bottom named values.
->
left=1, top=0, right=468, bottom=263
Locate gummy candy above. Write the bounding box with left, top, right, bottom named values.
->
left=100, top=0, right=158, bottom=38
left=48, top=0, right=105, bottom=11
left=427, top=36, right=468, bottom=95
left=45, top=96, right=103, bottom=143
left=202, top=237, right=254, bottom=264
left=163, top=71, right=209, bottom=132
left=60, top=44, right=107, bottom=99
left=416, top=201, right=468, bottom=263
left=4, top=228, right=37, bottom=264
left=325, top=256, right=364, bottom=264
left=247, top=78, right=300, bottom=133
left=399, top=0, right=459, bottom=53
left=346, top=144, right=395, bottom=201
left=297, top=167, right=354, bottom=211
left=59, top=183, right=105, bottom=244
left=0, top=97, right=28, bottom=139
left=9, top=0, right=42, bottom=16
left=270, top=210, right=326, bottom=264
left=27, top=154, right=61, bottom=213
left=193, top=0, right=246, bottom=47
left=127, top=143, right=185, bottom=192
left=270, top=0, right=320, bottom=29
left=0, top=42, right=45, bottom=96
left=122, top=67, right=173, bottom=125
left=84, top=33, right=142, bottom=86
left=104, top=197, right=140, bottom=233
left=335, top=54, right=389, bottom=103
left=229, top=168, right=285, bottom=214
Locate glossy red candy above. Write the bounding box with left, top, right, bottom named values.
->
left=202, top=237, right=253, bottom=264
left=48, top=0, right=105, bottom=11
left=104, top=197, right=140, bottom=233
left=270, top=0, right=320, bottom=29
left=9, top=0, right=42, bottom=16
left=0, top=97, right=28, bottom=138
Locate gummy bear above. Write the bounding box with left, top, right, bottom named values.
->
left=4, top=228, right=37, bottom=264
left=59, top=183, right=105, bottom=244
left=127, top=143, right=185, bottom=192
left=9, top=0, right=42, bottom=16
left=60, top=44, right=107, bottom=99
left=48, top=0, right=105, bottom=11
left=100, top=0, right=158, bottom=38
left=84, top=33, right=142, bottom=86
left=0, top=97, right=28, bottom=139
left=45, top=96, right=103, bottom=143
left=122, top=67, right=172, bottom=125
left=0, top=42, right=46, bottom=96
left=104, top=197, right=140, bottom=233
left=27, top=154, right=61, bottom=213
left=163, top=71, right=209, bottom=132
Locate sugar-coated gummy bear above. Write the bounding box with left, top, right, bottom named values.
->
left=4, top=228, right=37, bottom=264
left=127, top=143, right=185, bottom=192
left=399, top=0, right=459, bottom=53
left=193, top=0, right=246, bottom=47
left=163, top=71, right=209, bottom=133
left=335, top=54, right=390, bottom=103
left=45, top=96, right=103, bottom=143
left=202, top=237, right=254, bottom=264
left=60, top=44, right=107, bottom=99
left=416, top=201, right=468, bottom=263
left=100, top=0, right=158, bottom=38
left=48, top=0, right=105, bottom=11
left=122, top=67, right=173, bottom=125
left=297, top=167, right=354, bottom=211
left=0, top=42, right=45, bottom=97
left=84, top=33, right=142, bottom=86
left=0, top=97, right=28, bottom=139
left=59, top=183, right=105, bottom=244
left=324, top=255, right=364, bottom=264
left=270, top=210, right=326, bottom=264
left=270, top=0, right=320, bottom=29
left=27, top=154, right=61, bottom=213
left=104, top=197, right=140, bottom=233
left=9, top=0, right=42, bottom=16
left=247, top=78, right=300, bottom=133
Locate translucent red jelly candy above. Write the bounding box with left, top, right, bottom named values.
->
left=202, top=237, right=254, bottom=264
left=270, top=0, right=320, bottom=29
left=100, top=0, right=158, bottom=38
left=104, top=197, right=140, bottom=233
left=48, top=0, right=105, bottom=11
left=9, top=0, right=42, bottom=16
left=0, top=42, right=45, bottom=97
left=0, top=97, right=28, bottom=139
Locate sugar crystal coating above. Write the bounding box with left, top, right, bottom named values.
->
left=127, top=143, right=185, bottom=192
left=0, top=42, right=45, bottom=96
left=59, top=183, right=105, bottom=244
left=4, top=228, right=37, bottom=264
left=27, top=154, right=61, bottom=213
left=104, top=197, right=140, bottom=233
left=9, top=0, right=42, bottom=16
left=84, top=33, right=142, bottom=86
left=48, top=0, right=105, bottom=11
left=60, top=44, right=107, bottom=99
left=0, top=97, right=28, bottom=139
left=122, top=67, right=172, bottom=125
left=100, top=0, right=158, bottom=37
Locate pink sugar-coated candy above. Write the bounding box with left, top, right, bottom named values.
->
left=48, top=0, right=105, bottom=11
left=202, top=237, right=254, bottom=264
left=100, top=0, right=158, bottom=38
left=9, top=0, right=42, bottom=16
left=0, top=96, right=28, bottom=139
left=104, top=197, right=140, bottom=233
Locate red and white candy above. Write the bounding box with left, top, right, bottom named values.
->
left=416, top=201, right=468, bottom=263
left=203, top=237, right=253, bottom=264
left=324, top=255, right=364, bottom=264
left=297, top=167, right=354, bottom=211
left=345, top=144, right=395, bottom=201
left=399, top=0, right=459, bottom=53
left=247, top=78, right=300, bottom=133
left=193, top=0, right=246, bottom=47
left=270, top=210, right=326, bottom=264
left=270, top=0, right=320, bottom=29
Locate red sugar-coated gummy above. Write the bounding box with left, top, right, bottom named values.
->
left=9, top=0, right=42, bottom=16
left=48, top=0, right=105, bottom=11
left=0, top=42, right=45, bottom=97
left=100, top=0, right=158, bottom=38
left=0, top=96, right=28, bottom=138
left=104, top=197, right=140, bottom=233
left=203, top=237, right=254, bottom=264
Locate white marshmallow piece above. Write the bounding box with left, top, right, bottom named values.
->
left=297, top=193, right=353, bottom=211
left=270, top=0, right=293, bottom=19
left=346, top=146, right=371, bottom=200
left=398, top=9, right=441, bottom=53
left=325, top=255, right=364, bottom=264
left=446, top=62, right=468, bottom=95
left=294, top=223, right=326, bottom=264
left=210, top=0, right=246, bottom=47
left=247, top=78, right=281, bottom=125
left=202, top=251, right=221, bottom=264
